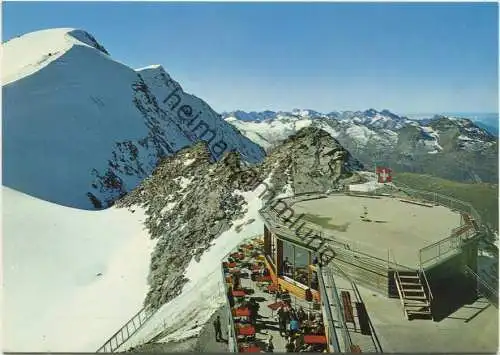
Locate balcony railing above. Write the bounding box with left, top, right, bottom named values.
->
left=260, top=184, right=491, bottom=270
left=96, top=307, right=155, bottom=352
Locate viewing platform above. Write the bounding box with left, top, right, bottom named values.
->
left=258, top=185, right=485, bottom=320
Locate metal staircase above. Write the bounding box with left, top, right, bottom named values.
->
left=390, top=249, right=433, bottom=321
left=394, top=269, right=433, bottom=320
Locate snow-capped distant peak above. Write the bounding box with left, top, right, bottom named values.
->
left=2, top=28, right=109, bottom=86
left=291, top=108, right=323, bottom=118
left=135, top=64, right=164, bottom=72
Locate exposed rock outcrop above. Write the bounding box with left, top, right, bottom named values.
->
left=116, top=127, right=364, bottom=310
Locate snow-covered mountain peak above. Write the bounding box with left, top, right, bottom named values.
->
left=290, top=108, right=324, bottom=118
left=2, top=28, right=109, bottom=85
left=135, top=64, right=165, bottom=72
left=3, top=28, right=265, bottom=209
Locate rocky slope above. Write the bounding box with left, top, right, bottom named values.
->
left=116, top=126, right=364, bottom=310
left=224, top=109, right=498, bottom=183
left=2, top=28, right=265, bottom=209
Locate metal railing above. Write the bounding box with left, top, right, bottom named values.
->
left=464, top=266, right=498, bottom=308
left=418, top=230, right=472, bottom=268
left=263, top=204, right=416, bottom=272
left=394, top=184, right=492, bottom=239
left=221, top=257, right=238, bottom=352
left=388, top=249, right=408, bottom=319
left=273, top=183, right=492, bottom=270
left=331, top=263, right=383, bottom=353
left=96, top=306, right=155, bottom=352
left=419, top=267, right=433, bottom=303
left=221, top=234, right=263, bottom=352
left=319, top=266, right=351, bottom=352
left=95, top=221, right=230, bottom=353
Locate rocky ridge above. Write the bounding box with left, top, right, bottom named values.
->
left=116, top=126, right=364, bottom=310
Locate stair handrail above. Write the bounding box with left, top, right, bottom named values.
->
left=97, top=231, right=234, bottom=353
left=388, top=249, right=407, bottom=318
left=464, top=265, right=498, bottom=298
left=419, top=267, right=433, bottom=302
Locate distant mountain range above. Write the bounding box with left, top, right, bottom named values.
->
left=223, top=109, right=498, bottom=184
left=405, top=113, right=499, bottom=136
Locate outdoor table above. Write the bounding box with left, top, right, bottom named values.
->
left=237, top=325, right=256, bottom=336
left=267, top=284, right=279, bottom=293
left=303, top=335, right=327, bottom=344
left=267, top=301, right=285, bottom=317
left=234, top=307, right=251, bottom=317
left=232, top=290, right=246, bottom=297
left=267, top=301, right=285, bottom=310
left=240, top=345, right=261, bottom=352
left=256, top=275, right=272, bottom=282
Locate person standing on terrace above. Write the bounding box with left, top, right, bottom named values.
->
left=277, top=305, right=288, bottom=336
left=213, top=315, right=223, bottom=342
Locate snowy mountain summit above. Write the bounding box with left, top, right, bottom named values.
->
left=3, top=28, right=265, bottom=209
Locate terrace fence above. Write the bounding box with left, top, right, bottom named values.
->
left=330, top=263, right=384, bottom=353
left=261, top=183, right=489, bottom=271
left=390, top=185, right=487, bottom=267
left=318, top=266, right=351, bottom=352
left=96, top=307, right=155, bottom=352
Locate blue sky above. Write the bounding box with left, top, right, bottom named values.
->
left=3, top=2, right=498, bottom=114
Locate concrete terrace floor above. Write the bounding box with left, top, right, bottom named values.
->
left=356, top=284, right=499, bottom=353
left=292, top=195, right=462, bottom=267
left=332, top=276, right=381, bottom=352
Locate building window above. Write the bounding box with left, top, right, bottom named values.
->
left=283, top=242, right=294, bottom=277
left=271, top=234, right=277, bottom=262
left=294, top=246, right=310, bottom=286
left=281, top=241, right=311, bottom=287
left=311, top=252, right=319, bottom=291
left=264, top=225, right=271, bottom=256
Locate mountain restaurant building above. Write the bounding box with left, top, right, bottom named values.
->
left=262, top=225, right=322, bottom=302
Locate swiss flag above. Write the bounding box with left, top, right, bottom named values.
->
left=376, top=167, right=392, bottom=183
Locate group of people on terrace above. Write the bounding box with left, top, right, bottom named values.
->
left=222, top=239, right=328, bottom=353
left=274, top=287, right=326, bottom=352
